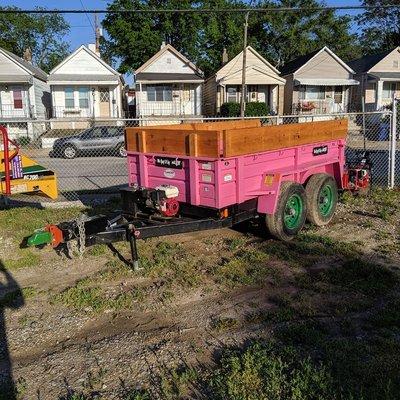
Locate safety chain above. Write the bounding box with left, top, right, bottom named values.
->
left=77, top=215, right=86, bottom=256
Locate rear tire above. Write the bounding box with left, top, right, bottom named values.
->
left=266, top=182, right=307, bottom=241
left=62, top=145, right=77, bottom=159
left=305, top=174, right=338, bottom=226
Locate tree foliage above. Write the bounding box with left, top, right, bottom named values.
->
left=358, top=0, right=400, bottom=53
left=102, top=0, right=359, bottom=77
left=0, top=7, right=70, bottom=72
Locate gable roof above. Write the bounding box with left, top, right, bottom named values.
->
left=0, top=47, right=48, bottom=81
left=280, top=46, right=355, bottom=76
left=135, top=44, right=203, bottom=77
left=348, top=48, right=399, bottom=74
left=217, top=46, right=280, bottom=78
left=50, top=45, right=121, bottom=77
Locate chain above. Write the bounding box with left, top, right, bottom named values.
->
left=77, top=215, right=86, bottom=256
left=66, top=239, right=78, bottom=258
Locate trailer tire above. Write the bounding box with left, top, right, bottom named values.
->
left=305, top=174, right=338, bottom=226
left=266, top=182, right=307, bottom=241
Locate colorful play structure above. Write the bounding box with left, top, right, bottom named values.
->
left=0, top=125, right=58, bottom=200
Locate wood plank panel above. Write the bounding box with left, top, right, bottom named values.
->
left=223, top=120, right=348, bottom=157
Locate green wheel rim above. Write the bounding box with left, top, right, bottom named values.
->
left=319, top=184, right=334, bottom=216
left=284, top=194, right=303, bottom=229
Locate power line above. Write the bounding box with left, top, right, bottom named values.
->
left=79, top=0, right=95, bottom=33
left=1, top=5, right=400, bottom=14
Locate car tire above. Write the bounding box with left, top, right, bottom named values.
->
left=265, top=181, right=307, bottom=241
left=62, top=145, right=77, bottom=159
left=117, top=143, right=127, bottom=157
left=305, top=174, right=338, bottom=226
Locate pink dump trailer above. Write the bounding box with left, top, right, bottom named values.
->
left=26, top=119, right=370, bottom=267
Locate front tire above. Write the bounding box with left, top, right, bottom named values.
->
left=117, top=143, right=127, bottom=157
left=266, top=182, right=307, bottom=241
left=62, top=145, right=77, bottom=159
left=305, top=174, right=338, bottom=226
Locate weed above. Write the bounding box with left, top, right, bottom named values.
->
left=225, top=237, right=247, bottom=251
left=212, top=317, right=239, bottom=332
left=160, top=366, right=198, bottom=400
left=210, top=342, right=336, bottom=400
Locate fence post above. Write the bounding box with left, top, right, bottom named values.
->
left=389, top=97, right=397, bottom=189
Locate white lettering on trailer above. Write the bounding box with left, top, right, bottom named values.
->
left=223, top=174, right=233, bottom=182
left=163, top=169, right=176, bottom=178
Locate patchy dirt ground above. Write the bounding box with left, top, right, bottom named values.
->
left=0, top=190, right=400, bottom=400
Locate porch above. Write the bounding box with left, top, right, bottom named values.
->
left=291, top=80, right=358, bottom=115
left=136, top=83, right=202, bottom=118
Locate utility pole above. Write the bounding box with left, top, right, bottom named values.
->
left=240, top=11, right=249, bottom=118
left=95, top=13, right=100, bottom=55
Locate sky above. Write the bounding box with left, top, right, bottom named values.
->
left=3, top=0, right=363, bottom=83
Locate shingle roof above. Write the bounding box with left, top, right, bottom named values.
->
left=280, top=49, right=321, bottom=76
left=1, top=48, right=48, bottom=81
left=348, top=49, right=393, bottom=74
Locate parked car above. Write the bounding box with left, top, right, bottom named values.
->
left=52, top=126, right=126, bottom=159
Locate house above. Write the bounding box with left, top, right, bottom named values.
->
left=135, top=43, right=204, bottom=123
left=203, top=46, right=286, bottom=116
left=48, top=44, right=124, bottom=129
left=0, top=47, right=50, bottom=139
left=348, top=47, right=400, bottom=111
left=281, top=46, right=359, bottom=116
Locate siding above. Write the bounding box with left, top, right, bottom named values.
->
left=55, top=48, right=112, bottom=75
left=144, top=49, right=195, bottom=74
left=0, top=52, right=29, bottom=76
left=217, top=48, right=278, bottom=80
left=202, top=76, right=218, bottom=116
left=33, top=77, right=50, bottom=118
left=296, top=51, right=351, bottom=79
left=370, top=48, right=400, bottom=73
left=283, top=73, right=294, bottom=114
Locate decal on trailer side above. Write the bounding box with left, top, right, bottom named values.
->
left=155, top=156, right=183, bottom=169
left=313, top=145, right=328, bottom=156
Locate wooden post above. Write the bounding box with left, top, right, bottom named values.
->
left=189, top=133, right=198, bottom=156
left=240, top=12, right=249, bottom=119
left=138, top=130, right=147, bottom=153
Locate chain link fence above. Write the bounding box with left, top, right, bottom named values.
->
left=1, top=110, right=398, bottom=205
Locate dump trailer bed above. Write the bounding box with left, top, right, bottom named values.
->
left=26, top=118, right=370, bottom=267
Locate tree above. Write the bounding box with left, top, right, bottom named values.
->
left=101, top=0, right=246, bottom=76
left=0, top=7, right=70, bottom=72
left=251, top=0, right=360, bottom=67
left=358, top=0, right=400, bottom=53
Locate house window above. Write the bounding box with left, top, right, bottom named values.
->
left=382, top=82, right=396, bottom=99
left=227, top=86, right=238, bottom=103
left=13, top=88, right=23, bottom=109
left=299, top=85, right=325, bottom=100
left=65, top=87, right=75, bottom=108
left=147, top=85, right=172, bottom=101
left=79, top=87, right=90, bottom=108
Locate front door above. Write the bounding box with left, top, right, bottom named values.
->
left=182, top=84, right=193, bottom=115
left=99, top=88, right=110, bottom=117
left=333, top=86, right=344, bottom=112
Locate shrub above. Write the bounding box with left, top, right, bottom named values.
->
left=220, top=102, right=241, bottom=117
left=16, top=136, right=31, bottom=147
left=220, top=102, right=270, bottom=117
left=245, top=102, right=270, bottom=116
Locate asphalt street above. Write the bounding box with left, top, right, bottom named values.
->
left=34, top=149, right=129, bottom=193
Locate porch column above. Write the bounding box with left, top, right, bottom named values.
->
left=115, top=84, right=121, bottom=118
left=376, top=80, right=383, bottom=110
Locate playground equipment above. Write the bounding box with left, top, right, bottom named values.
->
left=1, top=125, right=58, bottom=200
left=26, top=119, right=370, bottom=268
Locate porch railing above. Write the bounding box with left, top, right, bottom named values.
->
left=0, top=104, right=32, bottom=119
left=292, top=100, right=349, bottom=115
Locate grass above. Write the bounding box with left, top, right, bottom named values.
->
left=2, top=250, right=41, bottom=270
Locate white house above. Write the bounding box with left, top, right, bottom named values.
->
left=48, top=45, right=124, bottom=128
left=203, top=46, right=286, bottom=116
left=135, top=43, right=204, bottom=123
left=0, top=47, right=50, bottom=139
